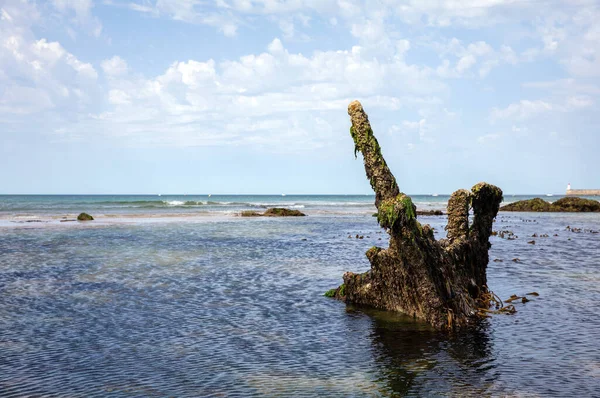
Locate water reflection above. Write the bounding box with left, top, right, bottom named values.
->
left=352, top=306, right=498, bottom=396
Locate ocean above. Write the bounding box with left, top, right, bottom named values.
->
left=0, top=194, right=599, bottom=396
left=0, top=194, right=585, bottom=223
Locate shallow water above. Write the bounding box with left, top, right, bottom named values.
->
left=0, top=213, right=599, bottom=397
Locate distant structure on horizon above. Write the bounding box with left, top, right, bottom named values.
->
left=566, top=183, right=600, bottom=196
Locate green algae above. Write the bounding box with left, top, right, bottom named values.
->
left=77, top=213, right=94, bottom=221
left=324, top=284, right=345, bottom=298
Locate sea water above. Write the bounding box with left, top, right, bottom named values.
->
left=0, top=195, right=599, bottom=396
left=0, top=194, right=582, bottom=221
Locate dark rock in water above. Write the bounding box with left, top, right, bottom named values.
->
left=325, top=101, right=503, bottom=330
left=551, top=197, right=600, bottom=212
left=263, top=208, right=306, bottom=217
left=240, top=211, right=263, bottom=217
left=500, top=198, right=551, bottom=212
left=500, top=197, right=600, bottom=212
left=240, top=208, right=306, bottom=217
left=77, top=213, right=94, bottom=221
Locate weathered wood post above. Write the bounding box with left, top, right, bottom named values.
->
left=327, top=101, right=503, bottom=330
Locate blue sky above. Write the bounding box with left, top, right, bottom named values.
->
left=1, top=0, right=598, bottom=194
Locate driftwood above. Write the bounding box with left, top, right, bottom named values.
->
left=327, top=101, right=503, bottom=330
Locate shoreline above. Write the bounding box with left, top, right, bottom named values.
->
left=0, top=210, right=381, bottom=228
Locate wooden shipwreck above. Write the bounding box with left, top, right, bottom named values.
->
left=327, top=101, right=504, bottom=330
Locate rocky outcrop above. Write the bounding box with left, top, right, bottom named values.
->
left=263, top=208, right=306, bottom=217
left=326, top=101, right=503, bottom=330
left=240, top=211, right=263, bottom=217
left=499, top=198, right=551, bottom=212
left=500, top=197, right=600, bottom=212
left=241, top=208, right=306, bottom=217
left=77, top=213, right=94, bottom=221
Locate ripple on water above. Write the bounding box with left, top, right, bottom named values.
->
left=0, top=214, right=599, bottom=396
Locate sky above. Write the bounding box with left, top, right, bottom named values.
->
left=0, top=0, right=599, bottom=194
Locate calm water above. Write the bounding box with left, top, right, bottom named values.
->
left=0, top=196, right=599, bottom=396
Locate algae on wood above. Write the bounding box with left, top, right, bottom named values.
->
left=327, top=101, right=503, bottom=330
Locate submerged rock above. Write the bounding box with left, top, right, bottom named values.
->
left=500, top=197, right=600, bottom=212
left=77, top=213, right=94, bottom=221
left=263, top=208, right=306, bottom=217
left=500, top=198, right=551, bottom=212
left=240, top=208, right=306, bottom=217
left=551, top=197, right=600, bottom=212
left=325, top=101, right=503, bottom=330
left=240, top=211, right=263, bottom=217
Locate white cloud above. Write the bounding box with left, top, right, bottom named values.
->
left=42, top=36, right=447, bottom=149
left=278, top=19, right=295, bottom=39
left=1, top=8, right=13, bottom=21
left=491, top=100, right=554, bottom=121
left=523, top=79, right=600, bottom=95
left=456, top=54, right=476, bottom=73
left=119, top=0, right=242, bottom=36
left=0, top=1, right=97, bottom=116
left=389, top=118, right=435, bottom=144
left=566, top=95, right=594, bottom=109
left=491, top=96, right=594, bottom=121
left=101, top=56, right=128, bottom=76
left=108, top=89, right=131, bottom=105
left=51, top=0, right=102, bottom=37
left=3, top=0, right=600, bottom=157
left=431, top=38, right=523, bottom=78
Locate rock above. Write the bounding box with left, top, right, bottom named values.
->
left=240, top=210, right=263, bottom=217
left=551, top=197, right=600, bottom=212
left=500, top=198, right=551, bottom=212
left=263, top=208, right=306, bottom=217
left=500, top=197, right=600, bottom=212
left=240, top=208, right=306, bottom=217
left=77, top=213, right=94, bottom=221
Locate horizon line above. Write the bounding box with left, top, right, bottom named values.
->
left=0, top=192, right=568, bottom=196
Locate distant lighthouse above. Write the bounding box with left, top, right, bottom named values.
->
left=567, top=183, right=571, bottom=191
